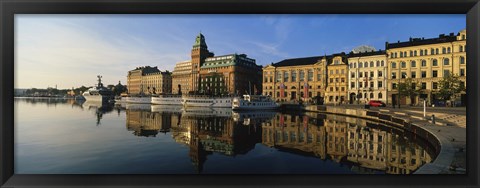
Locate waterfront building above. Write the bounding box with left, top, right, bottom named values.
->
left=200, top=53, right=262, bottom=95
left=386, top=29, right=467, bottom=106
left=127, top=66, right=161, bottom=95
left=262, top=55, right=328, bottom=102
left=324, top=52, right=349, bottom=104
left=173, top=33, right=262, bottom=95
left=171, top=60, right=192, bottom=94
left=142, top=71, right=172, bottom=95
left=347, top=49, right=388, bottom=104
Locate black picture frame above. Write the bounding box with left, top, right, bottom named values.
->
left=1, top=0, right=479, bottom=187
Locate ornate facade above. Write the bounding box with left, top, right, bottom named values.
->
left=347, top=50, right=388, bottom=104
left=262, top=55, right=328, bottom=102
left=172, top=33, right=262, bottom=95
left=386, top=29, right=467, bottom=106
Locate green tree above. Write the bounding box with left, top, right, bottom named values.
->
left=437, top=74, right=466, bottom=103
left=397, top=78, right=422, bottom=107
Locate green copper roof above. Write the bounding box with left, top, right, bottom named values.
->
left=193, top=32, right=207, bottom=48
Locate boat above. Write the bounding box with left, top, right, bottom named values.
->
left=151, top=94, right=183, bottom=105
left=181, top=95, right=232, bottom=108
left=232, top=95, right=279, bottom=110
left=114, top=93, right=128, bottom=103
left=82, top=75, right=113, bottom=103
left=125, top=96, right=151, bottom=104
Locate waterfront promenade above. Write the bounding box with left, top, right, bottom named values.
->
left=303, top=104, right=466, bottom=174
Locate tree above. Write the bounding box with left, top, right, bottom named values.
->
left=397, top=78, right=422, bottom=107
left=437, top=74, right=466, bottom=103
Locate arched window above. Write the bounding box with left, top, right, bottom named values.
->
left=442, top=47, right=446, bottom=54
left=443, top=58, right=450, bottom=65
left=359, top=62, right=363, bottom=68
left=414, top=51, right=417, bottom=56
left=433, top=59, right=438, bottom=66
left=459, top=46, right=464, bottom=52
left=370, top=61, right=374, bottom=67
left=411, top=61, right=416, bottom=67
left=420, top=50, right=423, bottom=56
left=370, top=93, right=374, bottom=99
left=365, top=62, right=368, bottom=67
left=381, top=61, right=384, bottom=66
left=431, top=48, right=435, bottom=55
left=378, top=92, right=383, bottom=99
left=410, top=51, right=413, bottom=57
left=447, top=47, right=451, bottom=53
left=460, top=56, right=465, bottom=64
left=376, top=61, right=380, bottom=67
left=421, top=60, right=427, bottom=67
left=391, top=62, right=397, bottom=68
left=436, top=48, right=439, bottom=54
left=424, top=49, right=428, bottom=55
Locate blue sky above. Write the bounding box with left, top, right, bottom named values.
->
left=15, top=14, right=465, bottom=89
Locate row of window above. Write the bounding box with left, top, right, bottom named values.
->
left=390, top=45, right=466, bottom=58
left=349, top=60, right=385, bottom=68
left=350, top=81, right=383, bottom=89
left=351, top=70, right=383, bottom=78
left=391, top=69, right=465, bottom=79
left=391, top=57, right=465, bottom=68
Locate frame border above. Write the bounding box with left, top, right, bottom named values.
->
left=1, top=0, right=479, bottom=187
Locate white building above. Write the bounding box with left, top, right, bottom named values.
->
left=347, top=49, right=388, bottom=104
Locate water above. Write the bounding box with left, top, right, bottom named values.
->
left=14, top=98, right=436, bottom=174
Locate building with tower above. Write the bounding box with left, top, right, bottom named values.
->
left=173, top=33, right=262, bottom=95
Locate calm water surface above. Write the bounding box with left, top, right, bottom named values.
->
left=14, top=98, right=436, bottom=174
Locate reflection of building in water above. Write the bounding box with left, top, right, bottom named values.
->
left=385, top=135, right=433, bottom=174
left=347, top=122, right=389, bottom=171
left=169, top=112, right=261, bottom=173
left=344, top=118, right=433, bottom=174
left=260, top=112, right=434, bottom=174
left=325, top=115, right=348, bottom=162
left=125, top=109, right=172, bottom=137
left=262, top=113, right=327, bottom=160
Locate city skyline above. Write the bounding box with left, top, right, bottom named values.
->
left=16, top=14, right=465, bottom=89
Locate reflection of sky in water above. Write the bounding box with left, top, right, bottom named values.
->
left=14, top=98, right=433, bottom=174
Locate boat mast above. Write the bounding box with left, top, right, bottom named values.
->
left=97, top=75, right=103, bottom=88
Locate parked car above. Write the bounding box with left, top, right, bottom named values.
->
left=368, top=100, right=386, bottom=107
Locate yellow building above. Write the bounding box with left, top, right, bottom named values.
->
left=262, top=55, right=328, bottom=103
left=386, top=29, right=467, bottom=106
left=142, top=71, right=172, bottom=95
left=172, top=60, right=192, bottom=94
left=325, top=53, right=349, bottom=104
left=347, top=50, right=388, bottom=104
left=127, top=66, right=163, bottom=95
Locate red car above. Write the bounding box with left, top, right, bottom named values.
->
left=368, top=100, right=386, bottom=107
